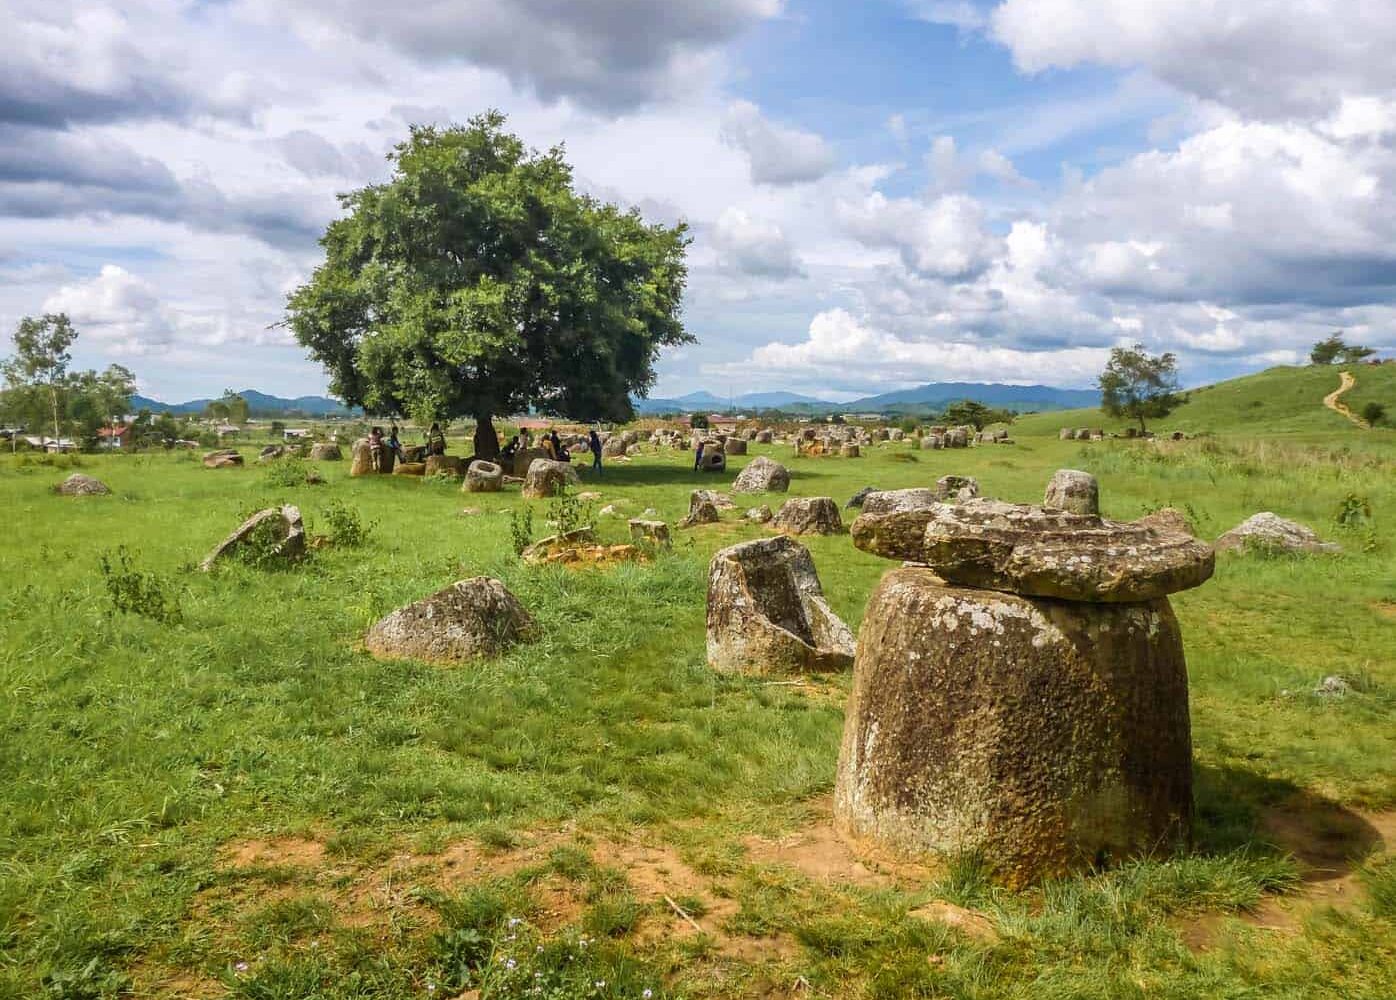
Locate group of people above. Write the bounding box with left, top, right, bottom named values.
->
left=364, top=421, right=447, bottom=471
left=406, top=422, right=608, bottom=477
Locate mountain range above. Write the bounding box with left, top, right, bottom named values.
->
left=631, top=382, right=1099, bottom=415
left=130, top=381, right=1098, bottom=418
left=131, top=390, right=355, bottom=417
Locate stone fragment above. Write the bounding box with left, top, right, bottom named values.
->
left=772, top=496, right=842, bottom=536
left=259, top=445, right=285, bottom=462
left=424, top=455, right=465, bottom=478
left=846, top=486, right=877, bottom=509
left=365, top=577, right=535, bottom=663
left=840, top=443, right=861, bottom=458
left=522, top=458, right=581, bottom=499
left=464, top=460, right=504, bottom=493
left=746, top=505, right=773, bottom=523
left=54, top=473, right=110, bottom=496
left=848, top=480, right=980, bottom=562
left=628, top=519, right=671, bottom=548
left=200, top=505, right=305, bottom=570
left=1043, top=469, right=1099, bottom=515
left=203, top=449, right=243, bottom=468
left=725, top=437, right=748, bottom=456
left=679, top=491, right=721, bottom=528
left=834, top=568, right=1193, bottom=887
left=521, top=528, right=597, bottom=564
left=1134, top=507, right=1194, bottom=537
left=1214, top=512, right=1341, bottom=555
left=732, top=456, right=791, bottom=494
left=915, top=499, right=1215, bottom=602
left=706, top=536, right=855, bottom=675
left=393, top=462, right=426, bottom=476
left=309, top=443, right=342, bottom=461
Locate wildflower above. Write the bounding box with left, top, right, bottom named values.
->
left=643, top=991, right=653, bottom=999
left=234, top=961, right=249, bottom=974
left=506, top=958, right=518, bottom=971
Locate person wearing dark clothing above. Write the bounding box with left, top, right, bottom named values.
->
left=426, top=422, right=446, bottom=457
left=693, top=438, right=704, bottom=471
left=501, top=434, right=519, bottom=462
left=387, top=423, right=403, bottom=462
left=550, top=430, right=569, bottom=463
left=588, top=429, right=603, bottom=477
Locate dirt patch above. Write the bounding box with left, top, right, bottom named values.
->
left=1322, top=370, right=1368, bottom=428
left=907, top=901, right=999, bottom=943
left=221, top=836, right=325, bottom=869
left=592, top=838, right=797, bottom=962
left=741, top=799, right=937, bottom=888
left=1181, top=801, right=1394, bottom=951
left=1372, top=600, right=1396, bottom=620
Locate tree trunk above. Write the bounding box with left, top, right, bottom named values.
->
left=1137, top=412, right=1147, bottom=434
left=474, top=414, right=501, bottom=460
left=50, top=385, right=60, bottom=443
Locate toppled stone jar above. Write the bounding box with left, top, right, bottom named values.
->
left=837, top=492, right=1214, bottom=886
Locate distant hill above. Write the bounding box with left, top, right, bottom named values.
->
left=632, top=382, right=1095, bottom=415
left=1010, top=364, right=1396, bottom=437
left=131, top=390, right=355, bottom=417
left=844, top=382, right=1099, bottom=413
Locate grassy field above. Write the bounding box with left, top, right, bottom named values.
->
left=2, top=410, right=1395, bottom=998
left=1012, top=363, right=1396, bottom=437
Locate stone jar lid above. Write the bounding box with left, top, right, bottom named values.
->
left=916, top=498, right=1215, bottom=602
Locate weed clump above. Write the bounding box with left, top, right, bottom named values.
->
left=318, top=498, right=372, bottom=548
left=97, top=546, right=182, bottom=624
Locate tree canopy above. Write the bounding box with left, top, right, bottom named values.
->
left=1098, top=345, right=1181, bottom=433
left=1310, top=331, right=1374, bottom=365
left=1, top=314, right=136, bottom=447
left=941, top=399, right=1015, bottom=430
left=285, top=112, right=691, bottom=457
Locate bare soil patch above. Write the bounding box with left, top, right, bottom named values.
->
left=741, top=797, right=937, bottom=888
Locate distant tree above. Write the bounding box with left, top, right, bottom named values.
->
left=689, top=413, right=710, bottom=430
left=216, top=390, right=249, bottom=424
left=1098, top=345, right=1181, bottom=433
left=67, top=365, right=136, bottom=450
left=2, top=313, right=77, bottom=440
left=1361, top=401, right=1386, bottom=426
left=941, top=399, right=1015, bottom=430
left=285, top=112, right=691, bottom=460
left=270, top=419, right=286, bottom=437
left=1311, top=331, right=1375, bottom=365
left=204, top=399, right=231, bottom=422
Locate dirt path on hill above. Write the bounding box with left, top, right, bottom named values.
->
left=1323, top=370, right=1368, bottom=427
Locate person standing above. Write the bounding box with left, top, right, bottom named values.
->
left=368, top=425, right=385, bottom=472
left=387, top=423, right=404, bottom=462
left=588, top=428, right=603, bottom=477
left=693, top=437, right=705, bottom=472
left=425, top=422, right=446, bottom=457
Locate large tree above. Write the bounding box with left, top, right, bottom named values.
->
left=1098, top=344, right=1181, bottom=433
left=2, top=313, right=76, bottom=440
left=285, top=112, right=692, bottom=458
left=1311, top=331, right=1375, bottom=365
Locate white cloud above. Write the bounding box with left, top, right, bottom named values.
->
left=836, top=191, right=998, bottom=279
left=721, top=100, right=837, bottom=185
left=719, top=307, right=1112, bottom=390
left=988, top=0, right=1396, bottom=123
left=42, top=265, right=179, bottom=356
left=273, top=0, right=782, bottom=111
left=710, top=208, right=804, bottom=279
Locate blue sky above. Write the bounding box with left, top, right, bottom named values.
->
left=2, top=0, right=1393, bottom=402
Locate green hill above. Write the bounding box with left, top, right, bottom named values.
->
left=1011, top=364, right=1396, bottom=437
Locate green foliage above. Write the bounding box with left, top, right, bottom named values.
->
left=1335, top=492, right=1373, bottom=529
left=285, top=111, right=692, bottom=439
left=97, top=546, right=182, bottom=624
left=688, top=413, right=709, bottom=430
left=1312, top=331, right=1375, bottom=365
left=260, top=457, right=311, bottom=488
left=1099, top=344, right=1181, bottom=432
left=546, top=485, right=594, bottom=537
left=941, top=399, right=1015, bottom=430
left=318, top=498, right=372, bottom=548
left=1362, top=401, right=1387, bottom=426
left=509, top=505, right=534, bottom=555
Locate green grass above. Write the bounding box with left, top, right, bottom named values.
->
left=1013, top=363, right=1396, bottom=437
left=1, top=428, right=1394, bottom=998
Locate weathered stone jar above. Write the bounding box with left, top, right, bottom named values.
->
left=834, top=568, right=1193, bottom=887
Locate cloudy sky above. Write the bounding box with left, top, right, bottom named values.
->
left=3, top=0, right=1394, bottom=402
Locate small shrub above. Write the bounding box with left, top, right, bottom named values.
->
left=509, top=506, right=534, bottom=556
left=319, top=498, right=372, bottom=548
left=98, top=546, right=182, bottom=624
left=889, top=452, right=918, bottom=463
left=1361, top=401, right=1386, bottom=426
left=1335, top=492, right=1373, bottom=529
left=547, top=487, right=594, bottom=537
left=260, top=457, right=311, bottom=488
